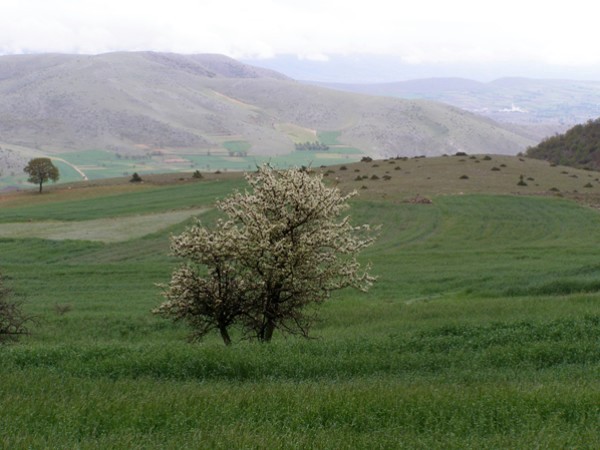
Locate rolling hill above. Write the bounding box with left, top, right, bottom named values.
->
left=313, top=77, right=600, bottom=141
left=0, top=52, right=534, bottom=186
left=2, top=156, right=600, bottom=448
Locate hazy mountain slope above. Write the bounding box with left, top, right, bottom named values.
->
left=206, top=77, right=533, bottom=156
left=0, top=52, right=533, bottom=164
left=314, top=77, right=600, bottom=141
left=0, top=52, right=290, bottom=154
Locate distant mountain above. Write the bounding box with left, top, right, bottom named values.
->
left=310, top=77, right=600, bottom=141
left=242, top=54, right=600, bottom=84
left=0, top=52, right=290, bottom=155
left=0, top=52, right=533, bottom=173
left=526, top=119, right=600, bottom=169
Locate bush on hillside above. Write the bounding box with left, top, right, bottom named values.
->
left=0, top=275, right=32, bottom=344
left=130, top=172, right=142, bottom=183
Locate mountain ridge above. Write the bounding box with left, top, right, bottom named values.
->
left=309, top=77, right=600, bottom=141
left=0, top=52, right=534, bottom=182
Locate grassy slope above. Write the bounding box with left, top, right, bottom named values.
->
left=1, top=159, right=600, bottom=448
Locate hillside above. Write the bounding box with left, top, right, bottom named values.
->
left=313, top=77, right=600, bottom=140
left=526, top=118, right=600, bottom=169
left=2, top=161, right=600, bottom=448
left=0, top=52, right=534, bottom=187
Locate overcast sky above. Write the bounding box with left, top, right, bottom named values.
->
left=2, top=0, right=599, bottom=77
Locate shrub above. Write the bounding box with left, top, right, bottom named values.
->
left=0, top=276, right=32, bottom=344
left=459, top=175, right=469, bottom=179
left=584, top=182, right=593, bottom=188
left=491, top=167, right=500, bottom=171
left=517, top=175, right=528, bottom=186
left=361, top=156, right=373, bottom=162
left=370, top=174, right=380, bottom=180
left=54, top=304, right=72, bottom=316
left=483, top=155, right=492, bottom=160
left=192, top=170, right=203, bottom=179
left=339, top=165, right=348, bottom=170
left=130, top=172, right=142, bottom=183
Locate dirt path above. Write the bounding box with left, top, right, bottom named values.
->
left=51, top=157, right=88, bottom=180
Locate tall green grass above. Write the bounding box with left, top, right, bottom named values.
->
left=1, top=183, right=600, bottom=448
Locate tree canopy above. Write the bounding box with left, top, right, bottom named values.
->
left=23, top=158, right=60, bottom=192
left=154, top=165, right=376, bottom=344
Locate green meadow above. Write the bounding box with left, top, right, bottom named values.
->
left=1, top=158, right=600, bottom=448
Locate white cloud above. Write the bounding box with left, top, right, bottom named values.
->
left=1, top=0, right=600, bottom=69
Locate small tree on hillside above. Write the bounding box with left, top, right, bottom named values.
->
left=130, top=172, right=143, bottom=183
left=23, top=158, right=60, bottom=193
left=154, top=164, right=376, bottom=344
left=155, top=220, right=253, bottom=345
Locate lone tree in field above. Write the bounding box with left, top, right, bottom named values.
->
left=0, top=274, right=32, bottom=344
left=23, top=158, right=60, bottom=193
left=155, top=165, right=376, bottom=344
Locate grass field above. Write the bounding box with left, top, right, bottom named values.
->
left=0, top=147, right=361, bottom=190
left=1, top=157, right=600, bottom=448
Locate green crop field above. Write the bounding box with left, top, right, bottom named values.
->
left=1, top=158, right=600, bottom=448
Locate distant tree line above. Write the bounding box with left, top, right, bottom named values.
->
left=295, top=141, right=329, bottom=151
left=526, top=118, right=600, bottom=169
left=115, top=153, right=151, bottom=161
left=227, top=150, right=248, bottom=157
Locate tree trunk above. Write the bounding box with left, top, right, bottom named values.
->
left=262, top=319, right=275, bottom=342
left=219, top=325, right=232, bottom=346
left=39, top=181, right=43, bottom=193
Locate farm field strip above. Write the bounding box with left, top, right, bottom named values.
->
left=0, top=208, right=207, bottom=242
